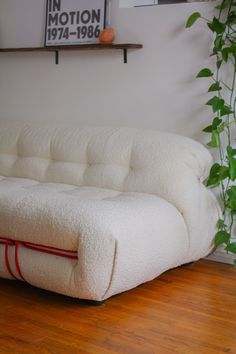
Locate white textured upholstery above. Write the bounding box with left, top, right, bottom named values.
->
left=0, top=122, right=220, bottom=300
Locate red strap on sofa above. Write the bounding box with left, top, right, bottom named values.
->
left=5, top=240, right=19, bottom=280
left=15, top=241, right=26, bottom=281
left=0, top=236, right=78, bottom=282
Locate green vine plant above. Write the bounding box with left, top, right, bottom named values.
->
left=186, top=0, right=236, bottom=266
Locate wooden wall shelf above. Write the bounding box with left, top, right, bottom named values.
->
left=0, top=43, right=143, bottom=64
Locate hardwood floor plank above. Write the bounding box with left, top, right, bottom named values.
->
left=0, top=260, right=235, bottom=354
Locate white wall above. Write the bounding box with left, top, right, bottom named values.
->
left=0, top=1, right=216, bottom=140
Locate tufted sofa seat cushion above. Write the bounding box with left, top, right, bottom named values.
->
left=0, top=175, right=189, bottom=300
left=0, top=176, right=121, bottom=250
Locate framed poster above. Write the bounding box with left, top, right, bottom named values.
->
left=45, top=0, right=107, bottom=46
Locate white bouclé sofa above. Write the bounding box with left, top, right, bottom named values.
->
left=0, top=122, right=220, bottom=302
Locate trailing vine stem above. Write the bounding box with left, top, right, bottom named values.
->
left=186, top=0, right=236, bottom=266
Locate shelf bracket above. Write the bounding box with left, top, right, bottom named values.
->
left=55, top=50, right=59, bottom=65
left=123, top=48, right=127, bottom=64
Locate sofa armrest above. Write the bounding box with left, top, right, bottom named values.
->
left=123, top=131, right=221, bottom=261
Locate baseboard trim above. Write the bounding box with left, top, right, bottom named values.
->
left=206, top=246, right=235, bottom=265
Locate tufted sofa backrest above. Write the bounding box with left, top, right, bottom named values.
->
left=0, top=121, right=220, bottom=260
left=0, top=122, right=211, bottom=193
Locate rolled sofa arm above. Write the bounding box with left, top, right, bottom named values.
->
left=123, top=130, right=221, bottom=262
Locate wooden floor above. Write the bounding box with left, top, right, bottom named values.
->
left=0, top=259, right=235, bottom=354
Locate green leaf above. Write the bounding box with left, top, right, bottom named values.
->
left=206, top=96, right=224, bottom=113
left=222, top=48, right=229, bottom=62
left=203, top=125, right=213, bottom=133
left=207, top=130, right=220, bottom=148
left=226, top=186, right=236, bottom=211
left=213, top=117, right=222, bottom=126
left=226, top=242, right=236, bottom=253
left=207, top=163, right=220, bottom=186
left=228, top=157, right=236, bottom=180
left=208, top=82, right=222, bottom=92
left=216, top=219, right=226, bottom=229
left=217, top=122, right=225, bottom=133
left=203, top=119, right=225, bottom=135
left=209, top=163, right=220, bottom=175
left=216, top=60, right=222, bottom=69
left=207, top=17, right=226, bottom=34
left=215, top=230, right=230, bottom=247
left=227, top=146, right=236, bottom=157
left=214, top=36, right=224, bottom=51
left=234, top=259, right=236, bottom=267
left=197, top=68, right=214, bottom=78
left=186, top=12, right=201, bottom=28
left=227, top=11, right=236, bottom=25
left=207, top=163, right=228, bottom=186
left=228, top=44, right=236, bottom=54
left=202, top=117, right=223, bottom=134
left=220, top=105, right=233, bottom=116
left=219, top=165, right=229, bottom=180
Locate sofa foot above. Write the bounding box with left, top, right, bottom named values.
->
left=80, top=299, right=105, bottom=306
left=180, top=262, right=194, bottom=268
left=89, top=300, right=105, bottom=306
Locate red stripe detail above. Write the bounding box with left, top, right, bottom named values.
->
left=0, top=237, right=77, bottom=255
left=0, top=236, right=78, bottom=281
left=22, top=243, right=78, bottom=260
left=5, top=241, right=18, bottom=280
left=15, top=241, right=26, bottom=281
left=23, top=241, right=77, bottom=254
